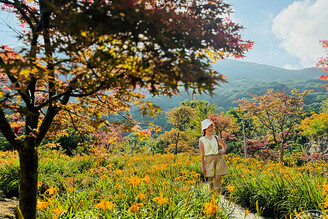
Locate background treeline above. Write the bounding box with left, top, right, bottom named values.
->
left=134, top=78, right=327, bottom=131
left=1, top=60, right=327, bottom=157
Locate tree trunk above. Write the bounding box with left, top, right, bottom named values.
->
left=175, top=132, right=180, bottom=155
left=18, top=111, right=40, bottom=219
left=18, top=141, right=38, bottom=219
left=279, top=142, right=284, bottom=163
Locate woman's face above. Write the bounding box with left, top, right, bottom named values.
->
left=205, top=124, right=214, bottom=134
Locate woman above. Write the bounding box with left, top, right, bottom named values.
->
left=199, top=119, right=228, bottom=193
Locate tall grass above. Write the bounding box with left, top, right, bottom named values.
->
left=1, top=148, right=327, bottom=218
left=1, top=149, right=231, bottom=218
left=223, top=154, right=328, bottom=217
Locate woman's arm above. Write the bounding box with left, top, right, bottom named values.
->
left=199, top=140, right=206, bottom=175
left=216, top=136, right=227, bottom=154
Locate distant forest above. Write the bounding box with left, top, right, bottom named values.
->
left=133, top=79, right=328, bottom=131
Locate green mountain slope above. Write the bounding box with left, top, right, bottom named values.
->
left=135, top=61, right=327, bottom=130
left=213, top=60, right=323, bottom=82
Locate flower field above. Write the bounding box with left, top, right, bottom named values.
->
left=0, top=149, right=328, bottom=218
left=224, top=155, right=328, bottom=217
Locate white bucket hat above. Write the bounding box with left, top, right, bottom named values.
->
left=201, top=119, right=213, bottom=131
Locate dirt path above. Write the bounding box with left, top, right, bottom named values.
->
left=218, top=194, right=268, bottom=219
left=0, top=198, right=18, bottom=219
left=201, top=183, right=270, bottom=219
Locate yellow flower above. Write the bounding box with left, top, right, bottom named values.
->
left=138, top=193, right=146, bottom=200
left=127, top=203, right=143, bottom=213
left=45, top=187, right=59, bottom=195
left=204, top=200, right=218, bottom=215
left=106, top=163, right=114, bottom=169
left=245, top=209, right=250, bottom=217
left=67, top=187, right=74, bottom=193
left=114, top=169, right=122, bottom=175
left=227, top=185, right=234, bottom=193
left=181, top=187, right=188, bottom=192
left=322, top=199, right=328, bottom=208
left=95, top=200, right=114, bottom=211
left=37, top=181, right=42, bottom=188
left=322, top=182, right=328, bottom=195
left=128, top=175, right=142, bottom=188
left=52, top=208, right=66, bottom=219
left=143, top=175, right=151, bottom=183
left=153, top=195, right=168, bottom=206
left=37, top=201, right=50, bottom=210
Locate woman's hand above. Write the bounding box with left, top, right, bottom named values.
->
left=216, top=136, right=227, bottom=155
left=218, top=149, right=225, bottom=154
left=202, top=166, right=206, bottom=175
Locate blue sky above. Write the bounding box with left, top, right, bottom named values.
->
left=227, top=0, right=328, bottom=69
left=1, top=0, right=327, bottom=70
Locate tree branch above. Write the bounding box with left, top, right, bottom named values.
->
left=12, top=0, right=37, bottom=32
left=0, top=56, right=31, bottom=105
left=0, top=107, right=23, bottom=149
left=35, top=106, right=59, bottom=146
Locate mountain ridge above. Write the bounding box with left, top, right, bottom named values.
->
left=212, top=60, right=323, bottom=82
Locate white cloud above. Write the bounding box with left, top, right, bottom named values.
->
left=283, top=64, right=302, bottom=70
left=272, top=0, right=328, bottom=68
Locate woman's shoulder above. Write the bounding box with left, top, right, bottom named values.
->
left=199, top=136, right=206, bottom=142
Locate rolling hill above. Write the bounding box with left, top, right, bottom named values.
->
left=212, top=59, right=323, bottom=82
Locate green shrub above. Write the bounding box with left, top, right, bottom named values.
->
left=0, top=137, right=12, bottom=151
left=0, top=160, right=20, bottom=198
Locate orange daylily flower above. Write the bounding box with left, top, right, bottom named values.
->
left=138, top=193, right=146, bottom=200
left=95, top=200, right=114, bottom=211
left=245, top=209, right=250, bottom=217
left=37, top=201, right=50, bottom=210
left=322, top=182, right=328, bottom=195
left=52, top=208, right=66, bottom=219
left=45, top=187, right=59, bottom=195
left=204, top=200, right=218, bottom=215
left=128, top=175, right=142, bottom=187
left=322, top=199, right=328, bottom=208
left=153, top=195, right=168, bottom=206
left=227, top=185, right=235, bottom=193
left=143, top=175, right=151, bottom=183
left=127, top=203, right=143, bottom=213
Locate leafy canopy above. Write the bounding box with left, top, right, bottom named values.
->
left=0, top=0, right=253, bottom=148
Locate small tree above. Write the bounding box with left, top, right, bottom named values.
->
left=208, top=112, right=239, bottom=140
left=166, top=105, right=196, bottom=131
left=166, top=105, right=196, bottom=154
left=299, top=112, right=328, bottom=155
left=159, top=129, right=196, bottom=154
left=237, top=89, right=307, bottom=162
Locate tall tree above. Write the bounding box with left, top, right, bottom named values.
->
left=166, top=105, right=196, bottom=131
left=181, top=99, right=217, bottom=121
left=0, top=0, right=252, bottom=218
left=237, top=89, right=307, bottom=162
left=166, top=105, right=196, bottom=154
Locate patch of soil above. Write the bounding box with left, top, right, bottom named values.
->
left=0, top=198, right=18, bottom=219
